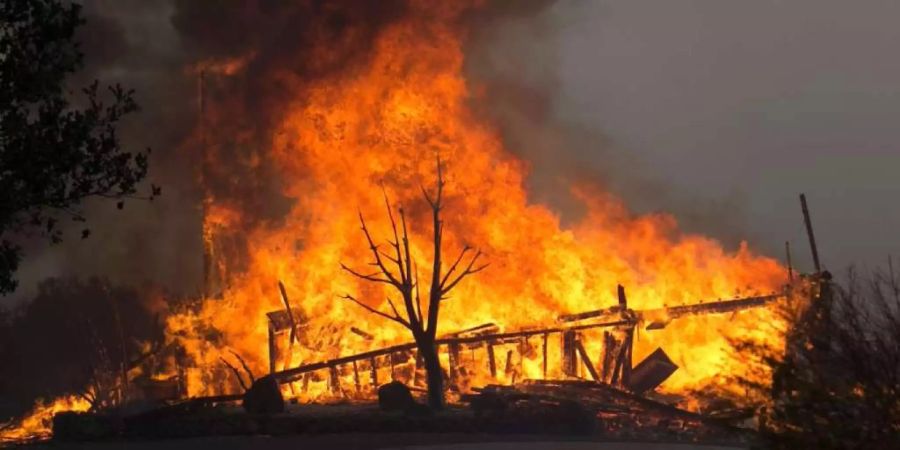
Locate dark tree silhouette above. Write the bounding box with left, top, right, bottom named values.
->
left=0, top=1, right=156, bottom=293
left=0, top=277, right=164, bottom=417
left=731, top=266, right=900, bottom=449
left=341, top=158, right=486, bottom=410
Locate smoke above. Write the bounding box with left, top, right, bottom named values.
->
left=462, top=1, right=754, bottom=246
left=4, top=0, right=765, bottom=304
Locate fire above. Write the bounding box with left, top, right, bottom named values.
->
left=0, top=396, right=90, bottom=442
left=167, top=0, right=785, bottom=402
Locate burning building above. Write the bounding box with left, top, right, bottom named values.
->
left=3, top=0, right=795, bottom=441
left=163, top=0, right=785, bottom=404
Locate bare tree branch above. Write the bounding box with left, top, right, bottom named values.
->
left=441, top=246, right=472, bottom=287
left=355, top=211, right=401, bottom=287
left=340, top=294, right=410, bottom=329
left=340, top=264, right=394, bottom=285
left=441, top=250, right=488, bottom=296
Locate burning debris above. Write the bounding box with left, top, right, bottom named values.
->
left=0, top=0, right=799, bottom=444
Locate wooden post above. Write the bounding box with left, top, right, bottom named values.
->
left=601, top=331, right=618, bottom=383
left=448, top=343, right=461, bottom=387
left=562, top=330, right=577, bottom=377
left=518, top=338, right=527, bottom=375
left=611, top=326, right=635, bottom=386
left=800, top=194, right=822, bottom=272
left=504, top=349, right=515, bottom=383
left=389, top=352, right=395, bottom=379
left=267, top=323, right=277, bottom=374
left=369, top=356, right=378, bottom=388
left=623, top=326, right=634, bottom=386
left=352, top=360, right=361, bottom=392
left=575, top=340, right=600, bottom=381
left=329, top=365, right=340, bottom=394
left=487, top=342, right=497, bottom=378
left=541, top=333, right=549, bottom=379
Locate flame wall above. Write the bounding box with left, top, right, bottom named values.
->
left=167, top=0, right=785, bottom=399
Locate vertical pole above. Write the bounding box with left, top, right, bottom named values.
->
left=267, top=324, right=277, bottom=374
left=352, top=360, right=361, bottom=393
left=800, top=194, right=822, bottom=273
left=370, top=357, right=379, bottom=388
left=329, top=365, right=340, bottom=394
left=487, top=342, right=497, bottom=378
left=541, top=333, right=548, bottom=379
left=562, top=330, right=577, bottom=377
left=448, top=343, right=461, bottom=388
left=785, top=241, right=794, bottom=282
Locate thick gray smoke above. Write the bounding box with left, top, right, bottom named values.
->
left=6, top=0, right=898, bottom=305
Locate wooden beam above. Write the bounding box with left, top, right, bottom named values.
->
left=352, top=360, right=361, bottom=392
left=487, top=342, right=497, bottom=378
left=541, top=333, right=548, bottom=379
left=561, top=330, right=577, bottom=377
left=574, top=340, right=600, bottom=382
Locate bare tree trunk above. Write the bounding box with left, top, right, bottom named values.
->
left=417, top=336, right=444, bottom=410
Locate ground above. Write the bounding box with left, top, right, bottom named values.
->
left=29, top=434, right=745, bottom=449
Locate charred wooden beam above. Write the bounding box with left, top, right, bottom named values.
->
left=610, top=326, right=634, bottom=387
left=444, top=323, right=499, bottom=338
left=267, top=323, right=277, bottom=374
left=369, top=356, right=378, bottom=388
left=487, top=342, right=497, bottom=378
left=350, top=327, right=374, bottom=340
left=561, top=330, right=577, bottom=377
left=352, top=360, right=361, bottom=392
left=541, top=333, right=548, bottom=379
left=627, top=347, right=678, bottom=395
left=448, top=343, right=461, bottom=387
left=561, top=293, right=783, bottom=330
left=504, top=349, right=515, bottom=379
left=277, top=281, right=300, bottom=344
left=574, top=340, right=600, bottom=382
left=600, top=331, right=619, bottom=383
left=274, top=319, right=634, bottom=383
left=328, top=365, right=340, bottom=394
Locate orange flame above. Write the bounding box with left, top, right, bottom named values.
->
left=168, top=1, right=785, bottom=402
left=0, top=396, right=90, bottom=442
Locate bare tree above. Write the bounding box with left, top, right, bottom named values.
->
left=340, top=157, right=486, bottom=410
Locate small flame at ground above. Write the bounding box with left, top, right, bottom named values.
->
left=0, top=396, right=90, bottom=442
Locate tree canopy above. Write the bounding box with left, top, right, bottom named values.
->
left=0, top=0, right=156, bottom=293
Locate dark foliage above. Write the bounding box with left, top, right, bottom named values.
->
left=733, top=266, right=900, bottom=449
left=0, top=277, right=164, bottom=419
left=0, top=0, right=156, bottom=293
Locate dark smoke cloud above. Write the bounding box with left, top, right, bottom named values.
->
left=8, top=0, right=895, bottom=305
left=3, top=0, right=413, bottom=304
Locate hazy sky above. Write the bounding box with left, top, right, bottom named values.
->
left=5, top=0, right=900, bottom=303
left=538, top=0, right=900, bottom=272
